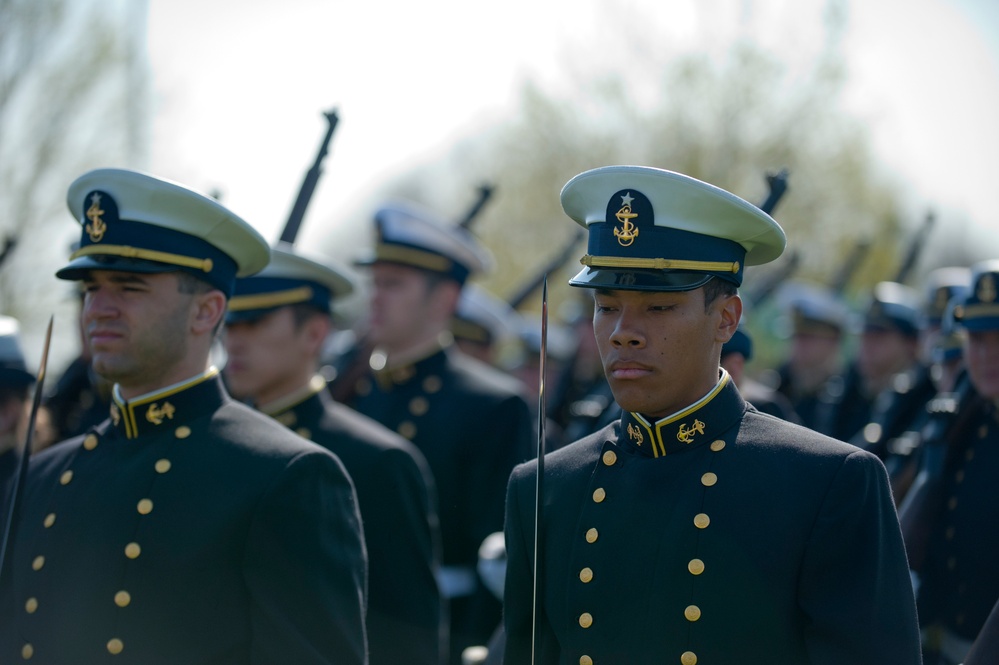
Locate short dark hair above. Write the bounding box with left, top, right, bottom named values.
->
left=289, top=303, right=329, bottom=329
left=702, top=277, right=737, bottom=310
left=175, top=271, right=213, bottom=295
left=175, top=272, right=224, bottom=335
left=0, top=384, right=29, bottom=405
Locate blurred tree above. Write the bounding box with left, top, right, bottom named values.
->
left=318, top=0, right=990, bottom=373
left=0, top=0, right=150, bottom=367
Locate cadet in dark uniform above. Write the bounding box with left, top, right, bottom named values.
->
left=0, top=316, right=37, bottom=521
left=333, top=201, right=533, bottom=664
left=815, top=281, right=922, bottom=443
left=858, top=269, right=971, bottom=503
left=769, top=281, right=848, bottom=431
left=0, top=169, right=367, bottom=664
left=964, top=598, right=999, bottom=665
left=503, top=166, right=921, bottom=664
left=223, top=242, right=443, bottom=665
left=909, top=260, right=999, bottom=665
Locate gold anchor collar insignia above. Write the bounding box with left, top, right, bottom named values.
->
left=677, top=419, right=706, bottom=444
left=626, top=422, right=644, bottom=446
left=613, top=192, right=639, bottom=247
left=85, top=192, right=108, bottom=242
left=146, top=402, right=176, bottom=425
left=620, top=370, right=741, bottom=458
left=109, top=368, right=222, bottom=439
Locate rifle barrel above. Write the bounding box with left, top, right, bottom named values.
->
left=279, top=108, right=340, bottom=245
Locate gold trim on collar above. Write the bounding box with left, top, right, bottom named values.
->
left=657, top=372, right=730, bottom=427
left=374, top=245, right=453, bottom=273
left=228, top=286, right=315, bottom=312
left=112, top=368, right=220, bottom=440
left=629, top=371, right=732, bottom=458
left=580, top=254, right=740, bottom=274
left=261, top=375, right=327, bottom=417
left=71, top=244, right=214, bottom=273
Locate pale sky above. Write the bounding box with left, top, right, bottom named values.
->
left=145, top=0, right=999, bottom=260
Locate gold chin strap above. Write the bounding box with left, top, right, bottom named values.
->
left=71, top=244, right=214, bottom=273
left=580, top=254, right=740, bottom=274
left=228, top=286, right=315, bottom=312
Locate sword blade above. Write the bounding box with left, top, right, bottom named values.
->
left=0, top=315, right=54, bottom=585
left=531, top=275, right=548, bottom=665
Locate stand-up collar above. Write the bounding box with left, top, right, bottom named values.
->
left=109, top=368, right=225, bottom=440
left=619, top=370, right=746, bottom=458
left=370, top=341, right=449, bottom=391
left=259, top=375, right=328, bottom=418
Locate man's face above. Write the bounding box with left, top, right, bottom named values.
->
left=223, top=307, right=317, bottom=405
left=82, top=270, right=193, bottom=393
left=592, top=286, right=739, bottom=420
left=367, top=263, right=445, bottom=351
left=858, top=328, right=917, bottom=384
left=965, top=329, right=999, bottom=399
left=789, top=331, right=840, bottom=372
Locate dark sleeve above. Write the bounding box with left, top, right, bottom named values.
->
left=244, top=449, right=367, bottom=665
left=365, top=447, right=441, bottom=665
left=965, top=599, right=999, bottom=665
left=463, top=395, right=532, bottom=559
left=501, top=462, right=535, bottom=665
left=798, top=450, right=922, bottom=664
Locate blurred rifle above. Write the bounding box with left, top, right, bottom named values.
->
left=758, top=168, right=789, bottom=216
left=507, top=228, right=586, bottom=310
left=829, top=238, right=872, bottom=295
left=279, top=108, right=339, bottom=245
left=0, top=236, right=17, bottom=271
left=457, top=184, right=495, bottom=230
left=744, top=168, right=792, bottom=307
left=893, top=210, right=935, bottom=285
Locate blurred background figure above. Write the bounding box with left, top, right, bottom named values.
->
left=853, top=267, right=972, bottom=502
left=0, top=315, right=39, bottom=519
left=814, top=281, right=921, bottom=442
left=330, top=201, right=533, bottom=665
left=223, top=243, right=443, bottom=665
left=918, top=267, right=973, bottom=364
left=767, top=281, right=849, bottom=432
left=721, top=325, right=799, bottom=423
left=507, top=312, right=576, bottom=451
left=451, top=283, right=520, bottom=369
left=899, top=260, right=999, bottom=665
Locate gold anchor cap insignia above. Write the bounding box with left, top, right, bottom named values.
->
left=977, top=274, right=997, bottom=303
left=627, top=422, right=644, bottom=446
left=613, top=192, right=639, bottom=247
left=677, top=419, right=706, bottom=444
left=146, top=401, right=176, bottom=425
left=85, top=192, right=108, bottom=242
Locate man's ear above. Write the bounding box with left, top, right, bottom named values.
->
left=300, top=314, right=332, bottom=358
left=716, top=294, right=743, bottom=344
left=429, top=279, right=462, bottom=321
left=191, top=290, right=227, bottom=336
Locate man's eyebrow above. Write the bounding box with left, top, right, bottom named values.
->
left=84, top=273, right=150, bottom=285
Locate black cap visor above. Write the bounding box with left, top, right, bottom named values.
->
left=569, top=266, right=715, bottom=292
left=56, top=254, right=182, bottom=281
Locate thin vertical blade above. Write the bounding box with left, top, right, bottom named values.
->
left=531, top=275, right=548, bottom=664
left=0, top=315, right=54, bottom=585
